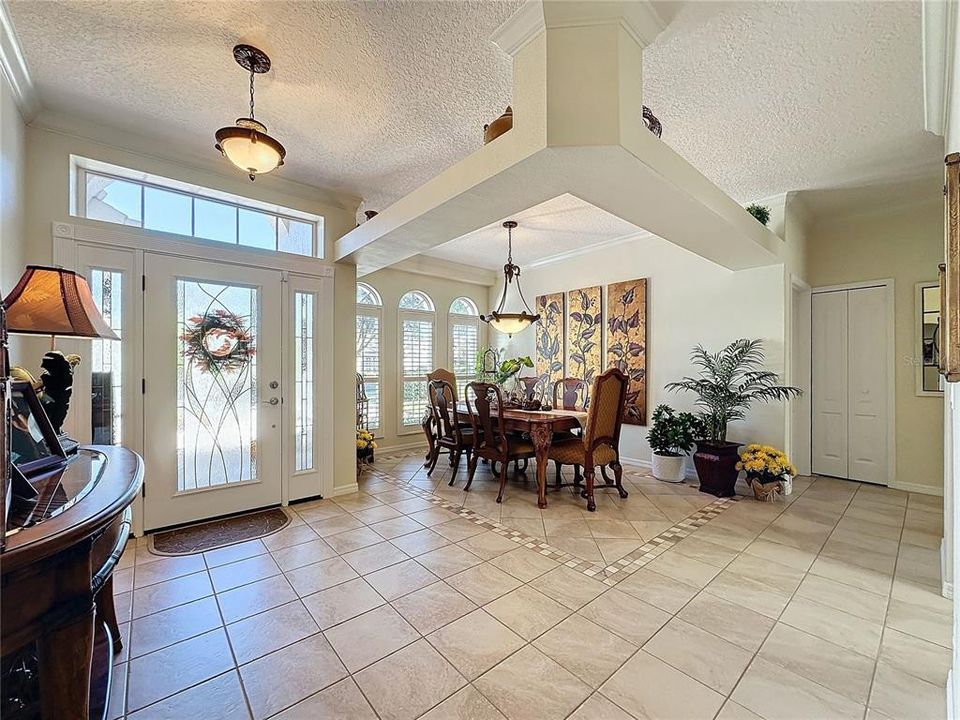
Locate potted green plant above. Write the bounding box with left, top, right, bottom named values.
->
left=647, top=405, right=704, bottom=483
left=666, top=339, right=801, bottom=497
left=746, top=204, right=771, bottom=226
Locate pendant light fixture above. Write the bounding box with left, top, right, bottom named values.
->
left=481, top=220, right=540, bottom=336
left=215, top=44, right=286, bottom=181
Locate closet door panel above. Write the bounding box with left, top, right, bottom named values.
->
left=847, top=286, right=888, bottom=485
left=812, top=291, right=849, bottom=478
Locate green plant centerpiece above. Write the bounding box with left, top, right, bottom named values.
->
left=666, top=339, right=801, bottom=496
left=746, top=204, right=771, bottom=226
left=647, top=405, right=704, bottom=483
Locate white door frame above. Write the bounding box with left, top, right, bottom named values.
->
left=51, top=220, right=336, bottom=535
left=809, top=278, right=897, bottom=488
left=788, top=274, right=812, bottom=476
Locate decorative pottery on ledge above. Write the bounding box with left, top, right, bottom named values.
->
left=483, top=106, right=513, bottom=144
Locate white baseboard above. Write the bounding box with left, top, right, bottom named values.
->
left=888, top=480, right=945, bottom=497
left=376, top=440, right=427, bottom=455
left=332, top=483, right=359, bottom=497
left=942, top=539, right=954, bottom=600
left=948, top=668, right=954, bottom=720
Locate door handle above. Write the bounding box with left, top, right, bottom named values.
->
left=263, top=397, right=280, bottom=406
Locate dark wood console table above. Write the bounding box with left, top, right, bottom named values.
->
left=1, top=446, right=143, bottom=720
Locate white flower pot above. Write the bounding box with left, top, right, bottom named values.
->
left=652, top=453, right=685, bottom=483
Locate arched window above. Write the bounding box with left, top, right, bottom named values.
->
left=449, top=297, right=480, bottom=396
left=356, top=282, right=382, bottom=431
left=399, top=290, right=436, bottom=429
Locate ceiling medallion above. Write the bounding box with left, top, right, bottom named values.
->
left=481, top=220, right=541, bottom=337
left=215, top=44, right=286, bottom=181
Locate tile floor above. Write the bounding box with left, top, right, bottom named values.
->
left=109, top=453, right=951, bottom=719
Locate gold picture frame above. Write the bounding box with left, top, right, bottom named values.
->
left=942, top=152, right=960, bottom=382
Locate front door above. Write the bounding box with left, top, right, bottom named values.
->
left=143, top=253, right=283, bottom=530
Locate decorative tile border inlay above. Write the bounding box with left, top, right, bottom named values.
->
left=364, top=453, right=740, bottom=587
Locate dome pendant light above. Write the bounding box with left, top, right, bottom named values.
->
left=481, top=221, right=541, bottom=337
left=215, top=44, right=286, bottom=181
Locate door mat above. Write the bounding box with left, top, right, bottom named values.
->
left=147, top=507, right=291, bottom=556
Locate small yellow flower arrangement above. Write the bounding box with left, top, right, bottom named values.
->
left=737, top=443, right=797, bottom=500
left=357, top=428, right=377, bottom=457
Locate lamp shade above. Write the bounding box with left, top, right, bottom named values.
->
left=3, top=265, right=119, bottom=340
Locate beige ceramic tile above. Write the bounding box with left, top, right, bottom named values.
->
left=364, top=559, right=440, bottom=601
left=324, top=604, right=420, bottom=672
left=131, top=570, right=213, bottom=619
left=705, top=571, right=792, bottom=619
left=484, top=585, right=571, bottom=641
left=879, top=627, right=951, bottom=686
left=780, top=596, right=883, bottom=658
left=793, top=573, right=888, bottom=623
left=284, top=556, right=359, bottom=596
left=270, top=538, right=338, bottom=571
left=643, top=617, right=752, bottom=694
left=616, top=567, right=700, bottom=614
left=340, top=541, right=410, bottom=575
left=392, top=581, right=477, bottom=634
left=208, top=554, right=281, bottom=593
left=578, top=587, right=672, bottom=647
left=419, top=685, right=506, bottom=720
left=416, top=544, right=484, bottom=578
left=389, top=528, right=451, bottom=556
left=432, top=517, right=490, bottom=542
left=568, top=694, right=633, bottom=720
left=445, top=562, right=523, bottom=605
left=239, top=633, right=348, bottom=719
left=273, top=678, right=377, bottom=719
left=126, top=670, right=248, bottom=720
left=369, top=515, right=426, bottom=540
left=301, top=577, right=385, bottom=630
left=261, top=523, right=320, bottom=551
left=529, top=565, right=607, bottom=610
left=427, top=608, right=526, bottom=680
left=130, top=596, right=222, bottom=658
left=134, top=554, right=207, bottom=589
left=216, top=574, right=298, bottom=624
left=226, top=600, right=319, bottom=664
left=732, top=657, right=865, bottom=720
left=677, top=592, right=774, bottom=653
left=671, top=535, right=740, bottom=568
left=869, top=661, right=947, bottom=720
left=476, top=645, right=592, bottom=720
left=533, top=614, right=637, bottom=688
left=488, top=547, right=559, bottom=582
left=458, top=530, right=520, bottom=559
left=354, top=639, right=467, bottom=720
left=601, top=650, right=725, bottom=720
left=645, top=550, right=722, bottom=588
left=202, top=539, right=267, bottom=569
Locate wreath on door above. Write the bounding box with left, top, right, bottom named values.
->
left=180, top=309, right=256, bottom=373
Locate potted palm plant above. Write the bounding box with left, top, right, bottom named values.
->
left=666, top=339, right=801, bottom=497
left=647, top=405, right=704, bottom=483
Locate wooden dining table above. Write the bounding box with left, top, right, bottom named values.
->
left=453, top=404, right=587, bottom=509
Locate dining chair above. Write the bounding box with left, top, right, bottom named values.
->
left=422, top=368, right=459, bottom=468
left=426, top=379, right=473, bottom=485
left=547, top=367, right=628, bottom=511
left=517, top=375, right=541, bottom=403
left=464, top=382, right=537, bottom=503
left=551, top=377, right=588, bottom=485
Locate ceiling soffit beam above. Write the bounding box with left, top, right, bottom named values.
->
left=335, top=0, right=783, bottom=274
left=0, top=0, right=39, bottom=120
left=923, top=0, right=960, bottom=152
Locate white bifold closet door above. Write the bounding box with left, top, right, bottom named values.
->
left=812, top=286, right=889, bottom=485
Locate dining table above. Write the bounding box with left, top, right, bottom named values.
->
left=452, top=404, right=588, bottom=509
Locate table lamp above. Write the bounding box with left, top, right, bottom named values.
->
left=3, top=265, right=119, bottom=448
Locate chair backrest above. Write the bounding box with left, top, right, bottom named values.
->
left=427, top=368, right=458, bottom=401
left=465, top=381, right=507, bottom=456
left=356, top=372, right=369, bottom=427
left=583, top=368, right=627, bottom=450
left=428, top=379, right=460, bottom=442
left=517, top=375, right=540, bottom=403
left=553, top=377, right=587, bottom=411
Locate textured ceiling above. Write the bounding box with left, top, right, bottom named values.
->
left=425, top=194, right=642, bottom=270
left=8, top=0, right=943, bottom=216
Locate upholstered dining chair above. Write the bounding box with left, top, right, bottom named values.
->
left=551, top=376, right=588, bottom=485
left=464, top=382, right=537, bottom=503
left=547, top=367, right=628, bottom=511
left=422, top=368, right=459, bottom=468
left=426, top=379, right=473, bottom=484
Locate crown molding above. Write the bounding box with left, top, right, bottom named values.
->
left=490, top=0, right=545, bottom=56
left=0, top=0, right=39, bottom=121
left=923, top=0, right=960, bottom=151
left=526, top=228, right=656, bottom=269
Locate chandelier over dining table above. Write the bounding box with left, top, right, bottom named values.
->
left=481, top=220, right=540, bottom=336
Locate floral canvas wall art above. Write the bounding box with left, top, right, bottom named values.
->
left=606, top=278, right=647, bottom=425
left=566, top=285, right=603, bottom=406
left=535, top=292, right=565, bottom=400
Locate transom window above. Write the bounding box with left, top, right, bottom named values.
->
left=74, top=157, right=322, bottom=258
left=356, top=282, right=382, bottom=432
left=449, top=297, right=480, bottom=397
left=399, top=291, right=435, bottom=429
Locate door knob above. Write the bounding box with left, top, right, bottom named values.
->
left=263, top=396, right=280, bottom=406
left=269, top=380, right=279, bottom=389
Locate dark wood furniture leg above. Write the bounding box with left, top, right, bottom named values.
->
left=530, top=422, right=553, bottom=509
left=97, top=575, right=122, bottom=649
left=38, top=604, right=96, bottom=720
left=421, top=412, right=437, bottom=468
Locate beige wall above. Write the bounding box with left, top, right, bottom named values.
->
left=1, top=74, right=26, bottom=358
left=358, top=266, right=491, bottom=453
left=19, top=121, right=362, bottom=495
left=492, top=233, right=789, bottom=472
left=805, top=197, right=945, bottom=493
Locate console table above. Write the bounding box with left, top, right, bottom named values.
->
left=1, top=446, right=143, bottom=720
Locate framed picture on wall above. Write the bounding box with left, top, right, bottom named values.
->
left=942, top=152, right=960, bottom=382
left=10, top=381, right=66, bottom=478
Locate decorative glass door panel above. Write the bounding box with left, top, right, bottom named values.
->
left=177, top=280, right=259, bottom=491
left=143, top=254, right=282, bottom=530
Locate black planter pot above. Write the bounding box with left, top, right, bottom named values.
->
left=693, top=441, right=741, bottom=497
